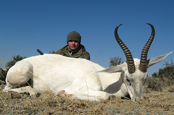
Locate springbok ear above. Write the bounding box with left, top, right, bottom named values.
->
left=147, top=52, right=172, bottom=68
left=99, top=64, right=123, bottom=73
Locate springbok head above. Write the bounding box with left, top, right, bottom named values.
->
left=102, top=23, right=172, bottom=101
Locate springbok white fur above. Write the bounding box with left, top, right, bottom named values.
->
left=3, top=24, right=172, bottom=102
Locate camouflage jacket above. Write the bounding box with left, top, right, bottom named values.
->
left=55, top=44, right=90, bottom=60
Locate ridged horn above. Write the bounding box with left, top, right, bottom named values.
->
left=139, top=23, right=155, bottom=72
left=114, top=24, right=135, bottom=74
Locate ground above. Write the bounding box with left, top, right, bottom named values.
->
left=0, top=82, right=174, bottom=115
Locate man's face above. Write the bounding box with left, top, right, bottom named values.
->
left=68, top=40, right=79, bottom=51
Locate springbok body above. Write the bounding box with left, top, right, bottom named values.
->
left=3, top=24, right=172, bottom=101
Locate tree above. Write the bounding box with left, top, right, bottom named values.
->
left=5, top=55, right=26, bottom=70
left=109, top=57, right=124, bottom=67
left=152, top=72, right=158, bottom=77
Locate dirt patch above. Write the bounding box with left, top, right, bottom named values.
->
left=0, top=84, right=174, bottom=115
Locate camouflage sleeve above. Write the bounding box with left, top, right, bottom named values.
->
left=82, top=51, right=90, bottom=60
left=55, top=49, right=62, bottom=54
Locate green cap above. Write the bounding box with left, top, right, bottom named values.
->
left=67, top=31, right=81, bottom=43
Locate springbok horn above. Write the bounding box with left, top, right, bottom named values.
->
left=114, top=24, right=135, bottom=74
left=139, top=23, right=155, bottom=72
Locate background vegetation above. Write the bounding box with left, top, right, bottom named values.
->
left=5, top=55, right=26, bottom=70
left=109, top=56, right=124, bottom=67
left=146, top=60, right=174, bottom=91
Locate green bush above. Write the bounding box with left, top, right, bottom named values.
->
left=109, top=57, right=124, bottom=67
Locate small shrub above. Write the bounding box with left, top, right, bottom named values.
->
left=146, top=77, right=162, bottom=91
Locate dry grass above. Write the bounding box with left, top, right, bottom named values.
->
left=0, top=83, right=174, bottom=115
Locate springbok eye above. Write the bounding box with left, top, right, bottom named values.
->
left=126, top=78, right=131, bottom=86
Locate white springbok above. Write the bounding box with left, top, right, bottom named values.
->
left=3, top=23, right=172, bottom=102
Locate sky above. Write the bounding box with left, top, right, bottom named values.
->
left=0, top=0, right=174, bottom=76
